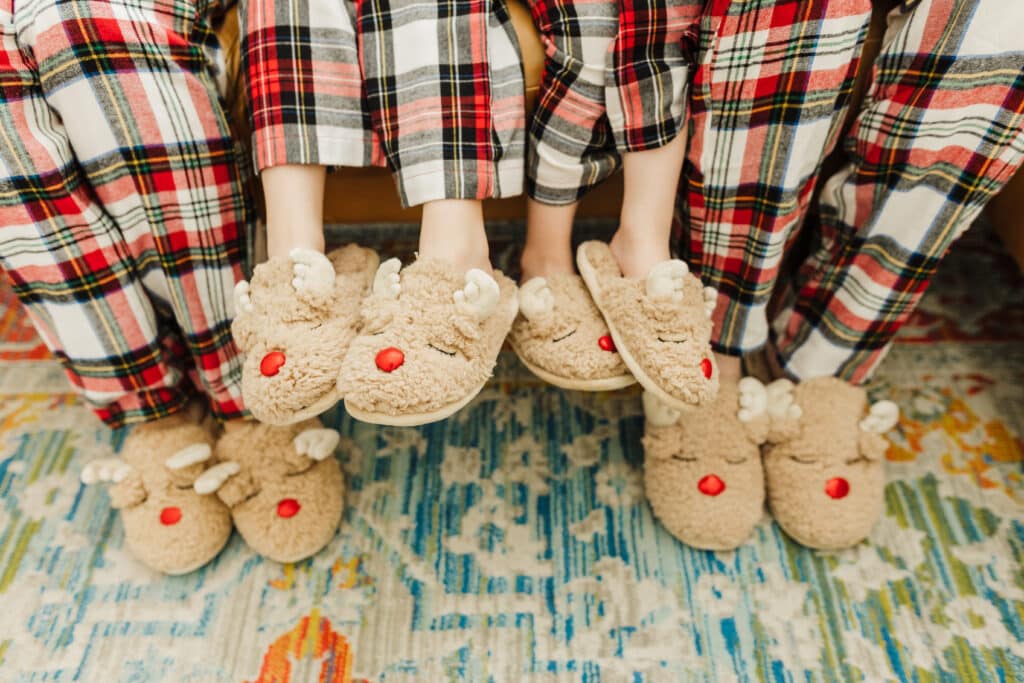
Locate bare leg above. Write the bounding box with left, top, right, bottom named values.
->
left=419, top=199, right=492, bottom=273
left=714, top=352, right=742, bottom=383
left=520, top=199, right=578, bottom=282
left=608, top=132, right=687, bottom=279
left=262, top=165, right=327, bottom=258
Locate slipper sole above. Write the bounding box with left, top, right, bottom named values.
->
left=343, top=379, right=489, bottom=427
left=509, top=339, right=636, bottom=392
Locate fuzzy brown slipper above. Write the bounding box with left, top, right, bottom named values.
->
left=337, top=257, right=518, bottom=426
left=576, top=241, right=719, bottom=412
left=762, top=377, right=899, bottom=550
left=233, top=245, right=379, bottom=426
left=80, top=415, right=233, bottom=574
left=641, top=378, right=771, bottom=550
left=509, top=275, right=634, bottom=391
left=195, top=419, right=344, bottom=564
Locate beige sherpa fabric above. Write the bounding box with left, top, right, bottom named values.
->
left=338, top=257, right=518, bottom=426
left=232, top=244, right=379, bottom=425
left=576, top=241, right=718, bottom=411
left=764, top=377, right=897, bottom=550
left=204, top=419, right=344, bottom=563
left=642, top=383, right=767, bottom=550
left=509, top=275, right=634, bottom=391
left=80, top=415, right=233, bottom=574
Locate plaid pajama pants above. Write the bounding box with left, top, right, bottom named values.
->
left=526, top=0, right=700, bottom=204
left=242, top=0, right=525, bottom=207
left=0, top=0, right=251, bottom=427
left=679, top=0, right=1024, bottom=382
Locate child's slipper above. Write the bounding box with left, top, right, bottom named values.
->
left=80, top=415, right=233, bottom=574
left=641, top=378, right=770, bottom=550
left=576, top=241, right=719, bottom=412
left=762, top=377, right=899, bottom=550
left=509, top=275, right=635, bottom=391
left=197, top=419, right=344, bottom=563
left=338, top=257, right=518, bottom=426
left=233, top=244, right=379, bottom=426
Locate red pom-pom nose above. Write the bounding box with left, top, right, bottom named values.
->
left=825, top=477, right=850, bottom=499
left=160, top=506, right=182, bottom=526
left=598, top=335, right=616, bottom=352
left=697, top=474, right=725, bottom=497
left=375, top=347, right=405, bottom=372
left=700, top=358, right=713, bottom=379
left=260, top=351, right=286, bottom=377
left=277, top=498, right=301, bottom=518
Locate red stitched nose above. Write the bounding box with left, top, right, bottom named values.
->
left=700, top=358, right=713, bottom=379
left=160, top=506, right=182, bottom=525
left=697, top=474, right=725, bottom=497
left=825, top=477, right=850, bottom=499
left=277, top=498, right=301, bottom=518
left=375, top=347, right=405, bottom=372
left=260, top=351, right=286, bottom=377
left=598, top=335, right=616, bottom=352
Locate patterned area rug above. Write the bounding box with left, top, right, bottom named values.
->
left=0, top=224, right=1022, bottom=682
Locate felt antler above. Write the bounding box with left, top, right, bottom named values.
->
left=454, top=269, right=500, bottom=320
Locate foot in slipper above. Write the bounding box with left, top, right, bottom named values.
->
left=232, top=244, right=379, bottom=425
left=576, top=241, right=718, bottom=412
left=762, top=377, right=899, bottom=550
left=641, top=378, right=771, bottom=550
left=338, top=257, right=518, bottom=426
left=80, top=415, right=233, bottom=574
left=509, top=275, right=634, bottom=391
left=197, top=419, right=344, bottom=563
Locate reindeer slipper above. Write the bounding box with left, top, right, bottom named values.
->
left=232, top=244, right=379, bottom=426
left=337, top=257, right=518, bottom=426
left=196, top=420, right=344, bottom=563
left=80, top=415, right=233, bottom=574
left=641, top=378, right=772, bottom=550
left=762, top=377, right=899, bottom=550
left=509, top=275, right=634, bottom=391
left=576, top=241, right=718, bottom=412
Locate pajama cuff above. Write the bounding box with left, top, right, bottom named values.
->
left=251, top=127, right=381, bottom=173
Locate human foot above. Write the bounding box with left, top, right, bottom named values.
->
left=80, top=415, right=233, bottom=574
left=577, top=241, right=719, bottom=411
left=197, top=419, right=344, bottom=563
left=642, top=379, right=770, bottom=550
left=232, top=245, right=379, bottom=425
left=338, top=257, right=518, bottom=426
left=510, top=275, right=634, bottom=391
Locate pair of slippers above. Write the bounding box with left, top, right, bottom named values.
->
left=511, top=241, right=719, bottom=408
left=643, top=376, right=900, bottom=550
left=81, top=415, right=344, bottom=573
left=233, top=245, right=518, bottom=427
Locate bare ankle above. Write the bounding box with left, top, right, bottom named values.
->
left=609, top=227, right=671, bottom=279
left=419, top=200, right=491, bottom=272
left=714, top=352, right=742, bottom=383
left=520, top=247, right=574, bottom=282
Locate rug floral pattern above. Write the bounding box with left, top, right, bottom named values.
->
left=0, top=228, right=1021, bottom=682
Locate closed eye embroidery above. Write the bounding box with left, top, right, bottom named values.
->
left=671, top=454, right=698, bottom=463
left=553, top=329, right=578, bottom=343
left=428, top=344, right=457, bottom=357
left=657, top=336, right=688, bottom=344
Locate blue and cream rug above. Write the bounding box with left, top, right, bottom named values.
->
left=0, top=224, right=1022, bottom=682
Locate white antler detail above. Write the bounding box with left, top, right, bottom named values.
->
left=290, top=248, right=335, bottom=294
left=234, top=280, right=254, bottom=314
left=454, top=269, right=500, bottom=320
left=642, top=391, right=683, bottom=427
left=646, top=260, right=689, bottom=302
left=860, top=400, right=899, bottom=433
left=193, top=462, right=241, bottom=495
left=703, top=286, right=718, bottom=319
left=81, top=458, right=134, bottom=485
left=293, top=428, right=341, bottom=461
left=164, top=443, right=212, bottom=470
left=518, top=277, right=555, bottom=321
left=372, top=258, right=402, bottom=299
left=737, top=377, right=768, bottom=422
left=765, top=379, right=802, bottom=420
